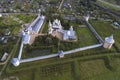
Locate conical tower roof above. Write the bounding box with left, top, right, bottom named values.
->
left=105, top=35, right=115, bottom=43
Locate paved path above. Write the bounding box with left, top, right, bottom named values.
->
left=0, top=12, right=38, bottom=15
left=58, top=0, right=64, bottom=10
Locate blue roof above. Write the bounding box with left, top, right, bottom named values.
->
left=32, top=16, right=45, bottom=33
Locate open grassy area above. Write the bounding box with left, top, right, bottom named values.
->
left=89, top=20, right=120, bottom=49
left=79, top=59, right=110, bottom=80
left=35, top=62, right=74, bottom=80
left=41, top=21, right=48, bottom=33
left=3, top=53, right=120, bottom=80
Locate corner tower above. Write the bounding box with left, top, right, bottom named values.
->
left=103, top=35, right=115, bottom=49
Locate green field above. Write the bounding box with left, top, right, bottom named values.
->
left=79, top=59, right=110, bottom=80
left=90, top=20, right=120, bottom=49
left=2, top=53, right=120, bottom=80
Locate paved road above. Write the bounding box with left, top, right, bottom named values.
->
left=58, top=0, right=64, bottom=10
left=92, top=1, right=120, bottom=18
left=0, top=12, right=38, bottom=15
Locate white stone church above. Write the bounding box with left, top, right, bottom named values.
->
left=48, top=19, right=76, bottom=41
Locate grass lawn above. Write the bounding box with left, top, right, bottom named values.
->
left=4, top=54, right=120, bottom=80
left=87, top=72, right=120, bottom=80
left=109, top=57, right=120, bottom=71
left=79, top=59, right=110, bottom=80
left=41, top=21, right=48, bottom=33
left=35, top=62, right=74, bottom=80
left=90, top=20, right=120, bottom=50
left=84, top=56, right=120, bottom=80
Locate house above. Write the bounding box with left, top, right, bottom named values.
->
left=113, top=22, right=120, bottom=29
left=5, top=29, right=11, bottom=36
left=1, top=37, right=8, bottom=44
left=1, top=52, right=8, bottom=62
left=113, top=22, right=119, bottom=26
left=0, top=14, right=2, bottom=17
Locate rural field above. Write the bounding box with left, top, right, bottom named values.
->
left=3, top=53, right=120, bottom=80
left=90, top=20, right=120, bottom=49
